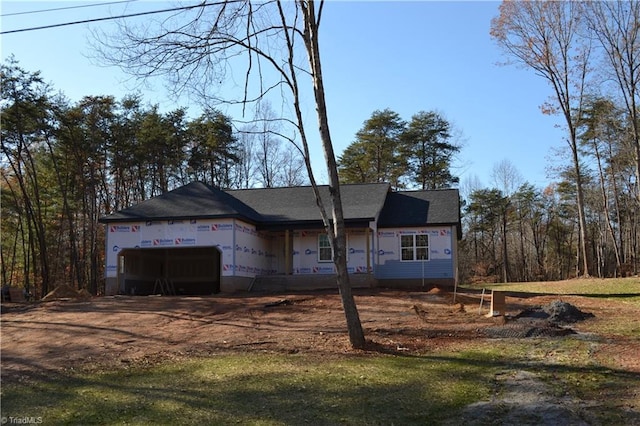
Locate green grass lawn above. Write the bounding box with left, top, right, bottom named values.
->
left=467, top=276, right=639, bottom=295
left=2, top=345, right=637, bottom=425
left=2, top=353, right=495, bottom=425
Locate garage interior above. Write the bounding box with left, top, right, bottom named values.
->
left=118, top=247, right=221, bottom=295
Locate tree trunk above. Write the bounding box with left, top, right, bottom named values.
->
left=519, top=216, right=527, bottom=281
left=501, top=209, right=509, bottom=283
left=300, top=0, right=365, bottom=349
left=594, top=140, right=621, bottom=274
left=572, top=143, right=590, bottom=277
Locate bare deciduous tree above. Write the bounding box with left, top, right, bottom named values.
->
left=95, top=0, right=366, bottom=348
left=584, top=1, right=640, bottom=206
left=244, top=101, right=307, bottom=188
left=491, top=1, right=592, bottom=277
left=491, top=158, right=523, bottom=197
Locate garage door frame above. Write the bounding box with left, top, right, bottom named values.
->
left=117, top=246, right=222, bottom=295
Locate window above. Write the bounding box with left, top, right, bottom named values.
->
left=401, top=234, right=429, bottom=261
left=318, top=234, right=333, bottom=262
left=318, top=233, right=350, bottom=262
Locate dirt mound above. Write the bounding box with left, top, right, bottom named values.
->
left=515, top=300, right=594, bottom=325
left=544, top=300, right=595, bottom=324
left=77, top=289, right=93, bottom=300
left=485, top=300, right=593, bottom=339
left=41, top=285, right=81, bottom=301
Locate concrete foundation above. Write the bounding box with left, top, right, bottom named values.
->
left=104, top=274, right=455, bottom=295
left=248, top=274, right=377, bottom=293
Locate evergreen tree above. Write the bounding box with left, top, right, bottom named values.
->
left=402, top=111, right=460, bottom=190
left=338, top=109, right=406, bottom=188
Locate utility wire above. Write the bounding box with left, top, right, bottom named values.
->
left=1, top=1, right=138, bottom=18
left=1, top=1, right=223, bottom=35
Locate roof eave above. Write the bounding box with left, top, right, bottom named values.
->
left=98, top=213, right=257, bottom=224
left=256, top=217, right=376, bottom=232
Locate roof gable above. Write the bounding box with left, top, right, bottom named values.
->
left=100, top=182, right=262, bottom=223
left=377, top=189, right=460, bottom=227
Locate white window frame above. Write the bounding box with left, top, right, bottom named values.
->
left=318, top=233, right=333, bottom=262
left=317, top=233, right=349, bottom=263
left=400, top=234, right=429, bottom=261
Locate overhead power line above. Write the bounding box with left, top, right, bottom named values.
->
left=0, top=1, right=224, bottom=35
left=1, top=1, right=138, bottom=18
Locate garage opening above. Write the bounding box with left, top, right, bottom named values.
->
left=117, top=247, right=221, bottom=295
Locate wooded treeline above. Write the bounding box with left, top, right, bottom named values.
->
left=2, top=59, right=639, bottom=298
left=2, top=1, right=640, bottom=297
left=331, top=105, right=639, bottom=283
left=472, top=0, right=640, bottom=283
left=1, top=58, right=306, bottom=297
left=461, top=167, right=638, bottom=284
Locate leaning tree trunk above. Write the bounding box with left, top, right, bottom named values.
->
left=300, top=0, right=365, bottom=349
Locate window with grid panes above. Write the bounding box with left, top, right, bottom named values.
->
left=401, top=234, right=429, bottom=261
left=318, top=233, right=333, bottom=262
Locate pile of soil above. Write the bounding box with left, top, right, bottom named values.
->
left=41, top=285, right=91, bottom=301
left=484, top=300, right=594, bottom=339
left=77, top=288, right=93, bottom=300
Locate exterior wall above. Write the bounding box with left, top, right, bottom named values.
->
left=346, top=229, right=373, bottom=274
left=103, top=221, right=377, bottom=293
left=233, top=222, right=274, bottom=277
left=375, top=225, right=456, bottom=284
left=291, top=229, right=372, bottom=275
left=104, top=219, right=235, bottom=280
left=104, top=219, right=272, bottom=293
left=105, top=277, right=118, bottom=296
left=103, top=220, right=458, bottom=292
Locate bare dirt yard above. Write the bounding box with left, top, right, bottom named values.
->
left=2, top=286, right=639, bottom=381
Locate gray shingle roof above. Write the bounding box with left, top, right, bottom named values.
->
left=100, top=182, right=263, bottom=223
left=100, top=182, right=460, bottom=235
left=227, top=183, right=390, bottom=226
left=377, top=189, right=461, bottom=227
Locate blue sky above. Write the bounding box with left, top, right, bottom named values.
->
left=1, top=1, right=566, bottom=191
